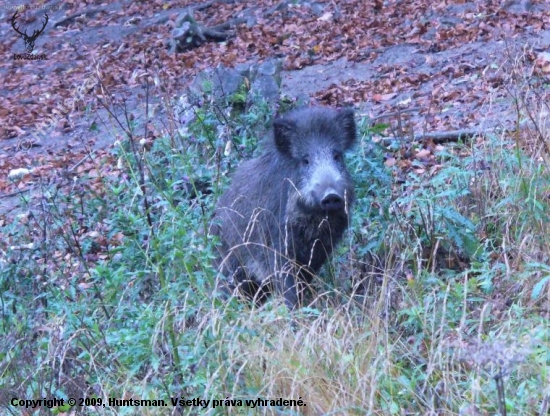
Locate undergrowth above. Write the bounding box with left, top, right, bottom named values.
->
left=1, top=69, right=549, bottom=416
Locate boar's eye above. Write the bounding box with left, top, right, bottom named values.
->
left=333, top=151, right=342, bottom=162
left=301, top=156, right=310, bottom=166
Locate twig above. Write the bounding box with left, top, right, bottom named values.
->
left=367, top=107, right=421, bottom=121
left=68, top=151, right=95, bottom=172
left=494, top=370, right=507, bottom=416
left=540, top=394, right=549, bottom=415
left=0, top=188, right=31, bottom=199
left=209, top=17, right=248, bottom=32
left=189, top=0, right=216, bottom=12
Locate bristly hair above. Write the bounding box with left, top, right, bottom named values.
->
left=271, top=107, right=356, bottom=159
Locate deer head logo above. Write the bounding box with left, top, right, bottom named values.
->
left=11, top=10, right=49, bottom=53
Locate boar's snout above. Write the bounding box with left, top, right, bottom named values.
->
left=309, top=164, right=349, bottom=212
left=320, top=190, right=344, bottom=211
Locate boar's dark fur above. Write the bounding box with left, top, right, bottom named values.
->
left=213, top=107, right=356, bottom=309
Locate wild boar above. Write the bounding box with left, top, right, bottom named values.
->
left=213, top=107, right=356, bottom=309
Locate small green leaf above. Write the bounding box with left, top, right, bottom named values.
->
left=532, top=275, right=550, bottom=300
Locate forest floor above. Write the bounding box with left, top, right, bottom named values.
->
left=1, top=0, right=550, bottom=216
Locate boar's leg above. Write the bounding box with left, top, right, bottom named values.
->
left=277, top=263, right=312, bottom=309
left=281, top=273, right=298, bottom=310
left=278, top=270, right=299, bottom=309
left=241, top=278, right=271, bottom=306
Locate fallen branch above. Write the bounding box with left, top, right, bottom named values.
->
left=377, top=129, right=497, bottom=146
left=413, top=129, right=483, bottom=143
left=54, top=8, right=106, bottom=28
left=266, top=0, right=291, bottom=16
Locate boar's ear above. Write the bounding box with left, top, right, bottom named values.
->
left=273, top=117, right=297, bottom=157
left=336, top=108, right=357, bottom=150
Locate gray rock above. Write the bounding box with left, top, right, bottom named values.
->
left=185, top=59, right=283, bottom=111
left=187, top=64, right=246, bottom=106
left=247, top=59, right=283, bottom=111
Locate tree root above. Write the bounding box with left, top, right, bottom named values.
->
left=171, top=11, right=247, bottom=53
